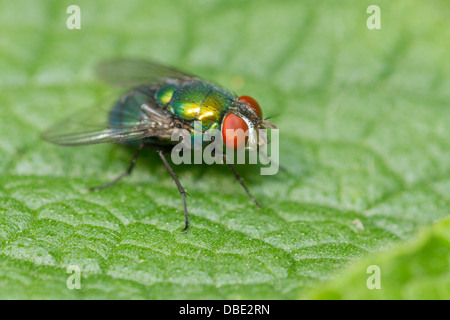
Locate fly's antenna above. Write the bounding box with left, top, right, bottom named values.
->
left=260, top=119, right=277, bottom=129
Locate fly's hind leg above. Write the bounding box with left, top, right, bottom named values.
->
left=88, top=143, right=144, bottom=191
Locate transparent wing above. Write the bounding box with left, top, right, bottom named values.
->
left=96, top=58, right=196, bottom=88
left=42, top=88, right=177, bottom=146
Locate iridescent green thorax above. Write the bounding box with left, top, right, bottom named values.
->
left=155, top=80, right=234, bottom=130
left=155, top=83, right=177, bottom=106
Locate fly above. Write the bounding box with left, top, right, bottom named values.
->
left=42, top=59, right=277, bottom=232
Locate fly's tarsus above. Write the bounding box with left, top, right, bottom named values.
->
left=87, top=143, right=144, bottom=191
left=158, top=150, right=189, bottom=232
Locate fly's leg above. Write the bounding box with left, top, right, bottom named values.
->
left=157, top=150, right=189, bottom=232
left=225, top=158, right=262, bottom=209
left=88, top=143, right=144, bottom=191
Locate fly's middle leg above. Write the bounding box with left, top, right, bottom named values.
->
left=157, top=150, right=189, bottom=232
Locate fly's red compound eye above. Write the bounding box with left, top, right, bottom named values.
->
left=238, top=95, right=262, bottom=118
left=222, top=113, right=248, bottom=150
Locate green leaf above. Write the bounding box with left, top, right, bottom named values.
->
left=0, top=0, right=449, bottom=299
left=304, top=218, right=450, bottom=299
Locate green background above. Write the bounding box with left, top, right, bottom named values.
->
left=0, top=0, right=449, bottom=299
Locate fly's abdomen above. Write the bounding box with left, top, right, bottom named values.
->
left=109, top=87, right=154, bottom=128
left=108, top=87, right=157, bottom=145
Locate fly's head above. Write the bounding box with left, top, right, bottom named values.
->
left=221, top=96, right=277, bottom=151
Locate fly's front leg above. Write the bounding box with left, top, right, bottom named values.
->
left=224, top=154, right=262, bottom=209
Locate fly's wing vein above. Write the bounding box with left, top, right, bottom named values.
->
left=42, top=88, right=179, bottom=146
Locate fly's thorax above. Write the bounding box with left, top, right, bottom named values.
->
left=157, top=80, right=234, bottom=131
left=155, top=83, right=177, bottom=107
